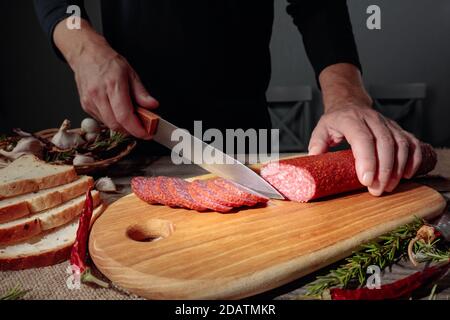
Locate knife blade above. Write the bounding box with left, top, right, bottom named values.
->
left=136, top=108, right=284, bottom=199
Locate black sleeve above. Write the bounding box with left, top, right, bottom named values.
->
left=286, top=0, right=362, bottom=78
left=33, top=0, right=90, bottom=59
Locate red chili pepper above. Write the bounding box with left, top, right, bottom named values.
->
left=70, top=189, right=108, bottom=288
left=330, top=262, right=450, bottom=300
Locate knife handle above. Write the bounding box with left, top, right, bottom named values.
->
left=136, top=107, right=160, bottom=137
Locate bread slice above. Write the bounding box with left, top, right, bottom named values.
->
left=0, top=155, right=78, bottom=200
left=0, top=191, right=101, bottom=245
left=0, top=176, right=94, bottom=224
left=0, top=204, right=105, bottom=270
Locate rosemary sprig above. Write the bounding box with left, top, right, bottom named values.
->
left=413, top=239, right=450, bottom=263
left=305, top=218, right=423, bottom=297
left=89, top=131, right=128, bottom=151
left=0, top=285, right=29, bottom=300
left=45, top=150, right=76, bottom=163
left=428, top=284, right=438, bottom=300
left=0, top=134, right=7, bottom=142
left=110, top=131, right=128, bottom=144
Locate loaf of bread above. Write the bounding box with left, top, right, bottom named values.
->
left=0, top=154, right=105, bottom=270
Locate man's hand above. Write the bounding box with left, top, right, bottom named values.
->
left=53, top=19, right=159, bottom=139
left=309, top=63, right=423, bottom=196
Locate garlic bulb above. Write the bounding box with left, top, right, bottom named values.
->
left=81, top=118, right=101, bottom=134
left=51, top=119, right=85, bottom=149
left=95, top=177, right=117, bottom=193
left=0, top=137, right=44, bottom=160
left=73, top=154, right=95, bottom=166
left=85, top=132, right=99, bottom=143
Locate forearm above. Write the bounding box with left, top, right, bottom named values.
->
left=53, top=17, right=158, bottom=139
left=53, top=18, right=111, bottom=70
left=287, top=0, right=361, bottom=79
left=318, top=63, right=372, bottom=113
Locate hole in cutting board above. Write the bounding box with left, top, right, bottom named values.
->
left=126, top=219, right=174, bottom=243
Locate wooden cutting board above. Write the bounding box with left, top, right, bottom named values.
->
left=89, top=181, right=445, bottom=300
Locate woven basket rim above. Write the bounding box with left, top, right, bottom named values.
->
left=35, top=128, right=137, bottom=174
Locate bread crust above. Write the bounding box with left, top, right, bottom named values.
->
left=0, top=155, right=78, bottom=200
left=0, top=177, right=94, bottom=224
left=0, top=192, right=100, bottom=245
left=0, top=171, right=78, bottom=200
left=0, top=244, right=72, bottom=271
left=0, top=204, right=105, bottom=271
left=0, top=202, right=30, bottom=224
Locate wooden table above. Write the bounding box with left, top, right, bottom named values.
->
left=1, top=150, right=449, bottom=300
left=98, top=151, right=450, bottom=300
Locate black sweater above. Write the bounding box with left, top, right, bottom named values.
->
left=34, top=0, right=361, bottom=132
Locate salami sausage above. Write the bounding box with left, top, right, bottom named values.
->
left=260, top=144, right=437, bottom=203
left=416, top=143, right=438, bottom=176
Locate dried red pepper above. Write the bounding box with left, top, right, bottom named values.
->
left=330, top=262, right=450, bottom=300
left=70, top=189, right=108, bottom=288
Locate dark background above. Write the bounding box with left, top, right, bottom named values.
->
left=1, top=0, right=450, bottom=146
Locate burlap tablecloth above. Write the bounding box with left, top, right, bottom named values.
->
left=1, top=150, right=449, bottom=300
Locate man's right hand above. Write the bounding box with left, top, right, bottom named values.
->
left=53, top=18, right=159, bottom=139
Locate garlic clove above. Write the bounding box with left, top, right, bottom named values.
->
left=95, top=177, right=118, bottom=193
left=85, top=132, right=99, bottom=143
left=12, top=129, right=32, bottom=137
left=81, top=118, right=101, bottom=134
left=73, top=154, right=95, bottom=166
left=0, top=137, right=44, bottom=160
left=51, top=119, right=86, bottom=149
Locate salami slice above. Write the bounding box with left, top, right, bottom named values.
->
left=166, top=178, right=208, bottom=211
left=188, top=180, right=233, bottom=213
left=131, top=177, right=159, bottom=204
left=155, top=177, right=180, bottom=207
left=213, top=178, right=269, bottom=204
left=260, top=144, right=437, bottom=203
left=206, top=179, right=258, bottom=207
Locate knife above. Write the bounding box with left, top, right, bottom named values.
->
left=136, top=107, right=284, bottom=199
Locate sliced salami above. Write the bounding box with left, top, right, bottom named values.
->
left=166, top=178, right=208, bottom=211
left=131, top=177, right=159, bottom=204
left=188, top=180, right=233, bottom=213
left=155, top=177, right=180, bottom=207
left=206, top=179, right=257, bottom=207
left=213, top=178, right=269, bottom=204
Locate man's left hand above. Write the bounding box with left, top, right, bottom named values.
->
left=309, top=63, right=423, bottom=196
